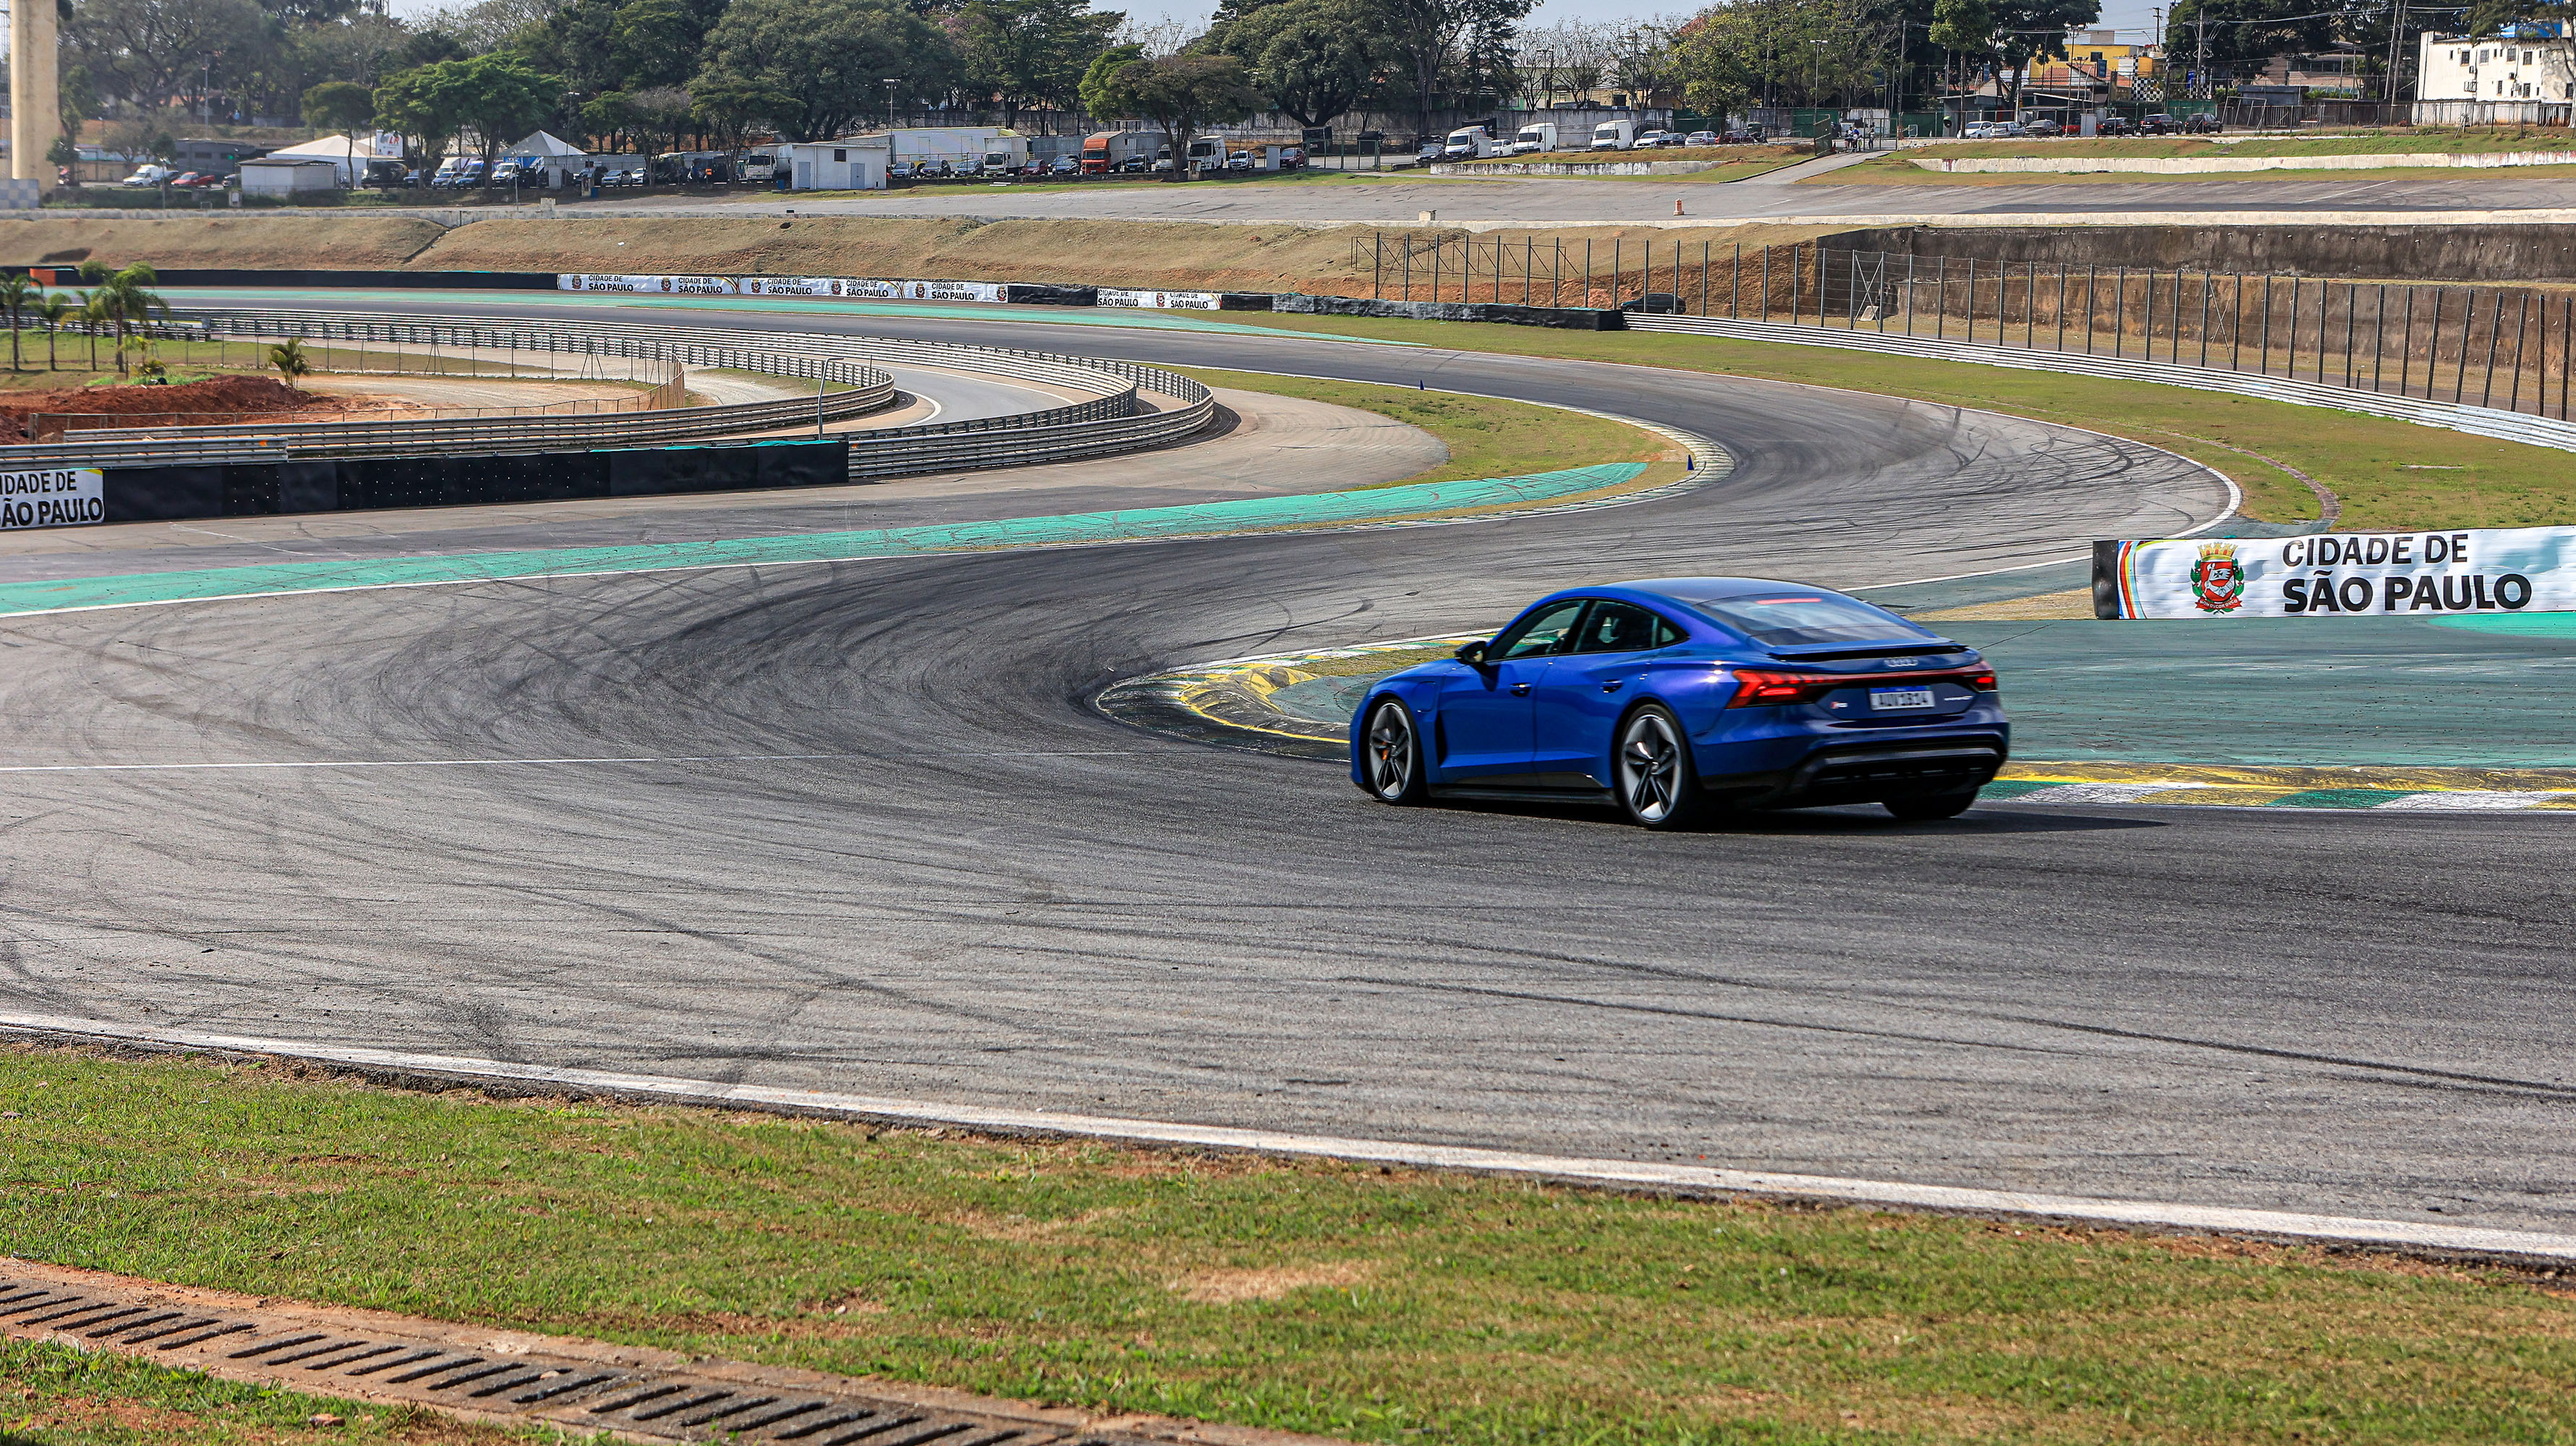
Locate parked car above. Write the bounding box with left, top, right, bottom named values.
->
left=1685, top=130, right=1719, bottom=146
left=119, top=164, right=173, bottom=187
left=168, top=171, right=219, bottom=189
left=888, top=161, right=916, bottom=180
left=1225, top=149, right=1256, bottom=171
left=2097, top=115, right=2138, bottom=137
left=1721, top=125, right=1765, bottom=144
left=2185, top=113, right=2225, bottom=134
left=1350, top=579, right=2006, bottom=827
left=489, top=160, right=523, bottom=185
left=1416, top=141, right=1445, bottom=163
left=1121, top=154, right=1153, bottom=173
left=1049, top=155, right=1081, bottom=175
left=2141, top=112, right=2180, bottom=134
left=2021, top=119, right=2062, bottom=137
left=1633, top=129, right=1670, bottom=147
left=1278, top=146, right=1306, bottom=168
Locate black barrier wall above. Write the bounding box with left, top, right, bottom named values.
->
left=103, top=440, right=850, bottom=523
left=13, top=268, right=560, bottom=291
left=1274, top=294, right=1625, bottom=330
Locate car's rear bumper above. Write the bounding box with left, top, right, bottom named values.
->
left=1700, top=732, right=2008, bottom=808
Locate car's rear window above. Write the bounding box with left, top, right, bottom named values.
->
left=1682, top=592, right=1934, bottom=646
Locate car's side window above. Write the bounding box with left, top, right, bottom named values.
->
left=1572, top=602, right=1673, bottom=654
left=1490, top=600, right=1588, bottom=659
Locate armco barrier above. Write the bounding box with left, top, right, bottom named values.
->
left=1623, top=312, right=2576, bottom=458
left=14, top=307, right=1214, bottom=490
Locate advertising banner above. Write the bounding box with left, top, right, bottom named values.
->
left=1096, top=288, right=1222, bottom=311
left=0, top=467, right=105, bottom=530
left=2098, top=528, right=2576, bottom=617
left=558, top=274, right=738, bottom=294
left=897, top=280, right=1007, bottom=303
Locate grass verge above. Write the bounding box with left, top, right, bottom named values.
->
left=8, top=1045, right=2576, bottom=1446
left=1823, top=154, right=2576, bottom=184
left=1904, top=129, right=2576, bottom=159
left=1215, top=312, right=2576, bottom=529
left=0, top=1337, right=543, bottom=1444
left=1178, top=365, right=1680, bottom=489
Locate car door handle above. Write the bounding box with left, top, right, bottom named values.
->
left=1510, top=683, right=1531, bottom=696
left=1601, top=680, right=1625, bottom=693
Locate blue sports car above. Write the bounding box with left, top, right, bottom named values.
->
left=1349, top=578, right=2007, bottom=828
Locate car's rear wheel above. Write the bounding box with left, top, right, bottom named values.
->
left=1363, top=697, right=1429, bottom=805
left=1615, top=705, right=1706, bottom=829
left=1885, top=790, right=1977, bottom=821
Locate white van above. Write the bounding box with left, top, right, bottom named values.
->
left=1443, top=126, right=1501, bottom=159
left=1591, top=119, right=1638, bottom=150
left=741, top=152, right=776, bottom=181
left=1511, top=123, right=1557, bottom=154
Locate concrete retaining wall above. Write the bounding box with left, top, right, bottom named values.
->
left=1429, top=156, right=1716, bottom=176
left=1821, top=223, right=2576, bottom=282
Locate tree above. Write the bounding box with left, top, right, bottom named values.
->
left=2164, top=0, right=2341, bottom=77
left=270, top=338, right=313, bottom=382
left=380, top=54, right=560, bottom=180
left=693, top=0, right=957, bottom=142
left=35, top=293, right=76, bottom=371
left=1077, top=40, right=1146, bottom=116
left=1681, top=0, right=1899, bottom=114
left=693, top=75, right=799, bottom=158
left=609, top=0, right=698, bottom=90
left=1205, top=0, right=1387, bottom=129
left=1082, top=52, right=1254, bottom=176
left=1375, top=0, right=1531, bottom=142
left=958, top=0, right=1124, bottom=127
left=90, top=264, right=169, bottom=378
left=304, top=79, right=376, bottom=185
left=0, top=273, right=34, bottom=371
left=1933, top=0, right=2096, bottom=121
left=377, top=64, right=468, bottom=171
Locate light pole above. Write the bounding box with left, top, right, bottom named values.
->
left=883, top=78, right=901, bottom=130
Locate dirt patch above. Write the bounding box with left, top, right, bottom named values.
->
left=0, top=373, right=450, bottom=440
left=0, top=215, right=449, bottom=270
left=1172, top=1260, right=1379, bottom=1304
left=411, top=215, right=1845, bottom=296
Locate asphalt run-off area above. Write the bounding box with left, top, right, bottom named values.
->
left=6, top=285, right=2575, bottom=1262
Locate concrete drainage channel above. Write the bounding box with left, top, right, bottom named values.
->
left=0, top=1262, right=1287, bottom=1446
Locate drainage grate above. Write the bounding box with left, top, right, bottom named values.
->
left=0, top=1271, right=1232, bottom=1446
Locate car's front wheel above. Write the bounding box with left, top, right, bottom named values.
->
left=1363, top=696, right=1430, bottom=805
left=1615, top=704, right=1708, bottom=829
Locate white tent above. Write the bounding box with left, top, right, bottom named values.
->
left=261, top=132, right=401, bottom=186
left=502, top=131, right=589, bottom=188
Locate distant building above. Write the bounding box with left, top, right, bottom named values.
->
left=2415, top=29, right=2575, bottom=124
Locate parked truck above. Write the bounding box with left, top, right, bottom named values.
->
left=1590, top=119, right=1638, bottom=150
left=881, top=126, right=1023, bottom=174
left=1510, top=122, right=1558, bottom=154
left=1080, top=130, right=1167, bottom=174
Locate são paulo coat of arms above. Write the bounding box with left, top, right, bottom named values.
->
left=2190, top=541, right=2245, bottom=613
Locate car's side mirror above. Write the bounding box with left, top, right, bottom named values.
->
left=1454, top=641, right=1488, bottom=666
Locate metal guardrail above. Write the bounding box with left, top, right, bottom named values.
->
left=1624, top=313, right=2576, bottom=458
left=14, top=306, right=1215, bottom=484
left=212, top=308, right=1217, bottom=481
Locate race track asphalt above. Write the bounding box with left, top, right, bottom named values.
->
left=4, top=294, right=2572, bottom=1236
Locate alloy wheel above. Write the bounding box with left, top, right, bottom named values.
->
left=1619, top=711, right=1682, bottom=823
left=1367, top=699, right=1416, bottom=800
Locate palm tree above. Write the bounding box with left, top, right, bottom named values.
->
left=35, top=293, right=73, bottom=370
left=269, top=337, right=311, bottom=384
left=78, top=289, right=106, bottom=372
left=0, top=272, right=35, bottom=370
left=92, top=264, right=170, bottom=377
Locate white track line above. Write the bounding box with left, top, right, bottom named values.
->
left=7, top=1010, right=2570, bottom=1264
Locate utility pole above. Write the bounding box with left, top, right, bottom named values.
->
left=2385, top=0, right=2410, bottom=113
left=2195, top=9, right=2209, bottom=100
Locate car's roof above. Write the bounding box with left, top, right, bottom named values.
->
left=1559, top=578, right=1867, bottom=608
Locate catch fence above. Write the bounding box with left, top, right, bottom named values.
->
left=1364, top=236, right=2575, bottom=420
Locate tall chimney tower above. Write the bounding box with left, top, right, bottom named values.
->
left=12, top=0, right=60, bottom=187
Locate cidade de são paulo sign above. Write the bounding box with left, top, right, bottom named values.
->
left=2097, top=528, right=2573, bottom=617
left=0, top=468, right=104, bottom=530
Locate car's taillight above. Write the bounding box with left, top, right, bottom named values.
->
left=1963, top=669, right=1998, bottom=691
left=1724, top=670, right=1841, bottom=708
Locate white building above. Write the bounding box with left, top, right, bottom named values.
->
left=784, top=137, right=889, bottom=190
left=2415, top=30, right=2575, bottom=124
left=239, top=157, right=343, bottom=197
left=259, top=132, right=403, bottom=187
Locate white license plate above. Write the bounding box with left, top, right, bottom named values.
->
left=1870, top=688, right=1938, bottom=711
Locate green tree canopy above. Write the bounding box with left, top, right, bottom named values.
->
left=301, top=78, right=375, bottom=130
left=693, top=0, right=956, bottom=141
left=1082, top=52, right=1254, bottom=176
left=959, top=0, right=1124, bottom=127
left=1204, top=0, right=1388, bottom=129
